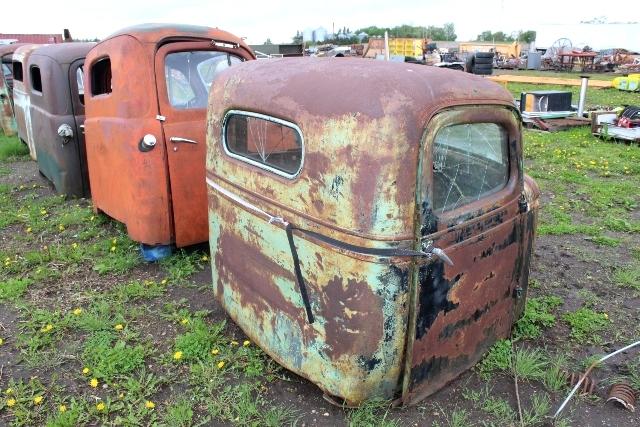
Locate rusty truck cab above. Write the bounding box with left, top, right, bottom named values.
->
left=0, top=43, right=27, bottom=136
left=28, top=43, right=94, bottom=197
left=12, top=44, right=41, bottom=158
left=84, top=24, right=255, bottom=250
left=206, top=58, right=540, bottom=405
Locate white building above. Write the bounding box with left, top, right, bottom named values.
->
left=534, top=23, right=640, bottom=52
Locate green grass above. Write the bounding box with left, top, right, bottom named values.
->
left=0, top=278, right=33, bottom=301
left=613, top=263, right=640, bottom=291
left=524, top=127, right=640, bottom=238
left=0, top=134, right=29, bottom=161
left=514, top=295, right=563, bottom=340
left=562, top=308, right=610, bottom=343
left=81, top=331, right=146, bottom=380
left=347, top=398, right=398, bottom=427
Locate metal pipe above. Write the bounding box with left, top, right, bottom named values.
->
left=384, top=31, right=389, bottom=61
left=577, top=75, right=589, bottom=117
left=553, top=339, right=640, bottom=419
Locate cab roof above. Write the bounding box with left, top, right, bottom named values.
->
left=212, top=58, right=515, bottom=128
left=31, top=42, right=95, bottom=65
left=0, top=43, right=30, bottom=58
left=103, top=23, right=246, bottom=46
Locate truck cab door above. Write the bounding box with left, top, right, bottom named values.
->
left=154, top=41, right=244, bottom=247
left=403, top=106, right=531, bottom=404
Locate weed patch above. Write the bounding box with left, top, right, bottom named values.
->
left=562, top=308, right=610, bottom=343
left=514, top=295, right=563, bottom=340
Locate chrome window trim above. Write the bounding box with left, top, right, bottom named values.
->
left=221, top=109, right=304, bottom=179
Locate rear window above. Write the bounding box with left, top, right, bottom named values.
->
left=12, top=61, right=22, bottom=82
left=164, top=51, right=242, bottom=109
left=432, top=123, right=509, bottom=213
left=223, top=111, right=303, bottom=178
left=30, top=66, right=42, bottom=93
left=91, top=57, right=111, bottom=96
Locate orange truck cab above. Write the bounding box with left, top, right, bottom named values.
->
left=83, top=24, right=255, bottom=256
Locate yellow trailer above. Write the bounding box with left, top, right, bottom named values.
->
left=459, top=41, right=521, bottom=58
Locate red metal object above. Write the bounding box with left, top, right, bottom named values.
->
left=83, top=24, right=255, bottom=247
left=607, top=383, right=636, bottom=412
left=206, top=58, right=540, bottom=405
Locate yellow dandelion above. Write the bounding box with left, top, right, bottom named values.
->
left=82, top=367, right=90, bottom=375
left=59, top=404, right=67, bottom=413
left=90, top=378, right=99, bottom=388
left=604, top=313, right=609, bottom=319
left=173, top=351, right=183, bottom=361
left=96, top=402, right=105, bottom=411
left=180, top=318, right=189, bottom=325
left=201, top=255, right=209, bottom=261
left=26, top=227, right=32, bottom=233
left=40, top=209, right=47, bottom=215
left=19, top=185, right=25, bottom=190
left=72, top=243, right=78, bottom=249
left=243, top=340, right=250, bottom=347
left=42, top=324, right=54, bottom=333
left=33, top=395, right=44, bottom=405
left=112, top=238, right=117, bottom=244
left=118, top=393, right=124, bottom=399
left=73, top=308, right=83, bottom=316
left=231, top=341, right=239, bottom=346
left=114, top=324, right=124, bottom=331
left=58, top=224, right=65, bottom=231
left=211, top=348, right=219, bottom=355
left=161, top=279, right=168, bottom=285
left=145, top=400, right=155, bottom=409
left=6, top=398, right=16, bottom=407
left=110, top=246, right=116, bottom=252
left=217, top=361, right=225, bottom=369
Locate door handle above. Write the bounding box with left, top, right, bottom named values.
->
left=422, top=240, right=454, bottom=266
left=170, top=137, right=197, bottom=144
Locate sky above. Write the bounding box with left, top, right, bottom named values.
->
left=3, top=0, right=639, bottom=46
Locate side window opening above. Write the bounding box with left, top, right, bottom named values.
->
left=432, top=123, right=509, bottom=213
left=12, top=61, right=23, bottom=82
left=165, top=51, right=243, bottom=109
left=30, top=66, right=42, bottom=93
left=224, top=112, right=303, bottom=178
left=76, top=66, right=85, bottom=105
left=91, top=57, right=112, bottom=96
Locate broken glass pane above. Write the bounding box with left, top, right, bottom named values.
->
left=225, top=113, right=303, bottom=176
left=432, top=123, right=509, bottom=213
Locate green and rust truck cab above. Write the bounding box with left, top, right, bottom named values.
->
left=206, top=58, right=540, bottom=406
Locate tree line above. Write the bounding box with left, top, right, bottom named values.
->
left=291, top=24, right=536, bottom=45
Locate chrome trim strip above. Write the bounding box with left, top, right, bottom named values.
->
left=221, top=109, right=304, bottom=179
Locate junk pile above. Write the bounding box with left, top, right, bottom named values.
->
left=592, top=105, right=640, bottom=142
left=519, top=87, right=591, bottom=132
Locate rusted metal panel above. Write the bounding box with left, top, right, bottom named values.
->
left=206, top=58, right=539, bottom=405
left=84, top=24, right=254, bottom=246
left=0, top=68, right=15, bottom=135
left=11, top=44, right=41, bottom=158
left=28, top=43, right=94, bottom=197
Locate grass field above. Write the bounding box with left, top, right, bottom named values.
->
left=0, top=127, right=639, bottom=426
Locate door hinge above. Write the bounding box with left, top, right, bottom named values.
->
left=513, top=286, right=523, bottom=299
left=156, top=115, right=166, bottom=122
left=518, top=194, right=528, bottom=213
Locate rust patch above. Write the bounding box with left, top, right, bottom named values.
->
left=321, top=276, right=384, bottom=361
